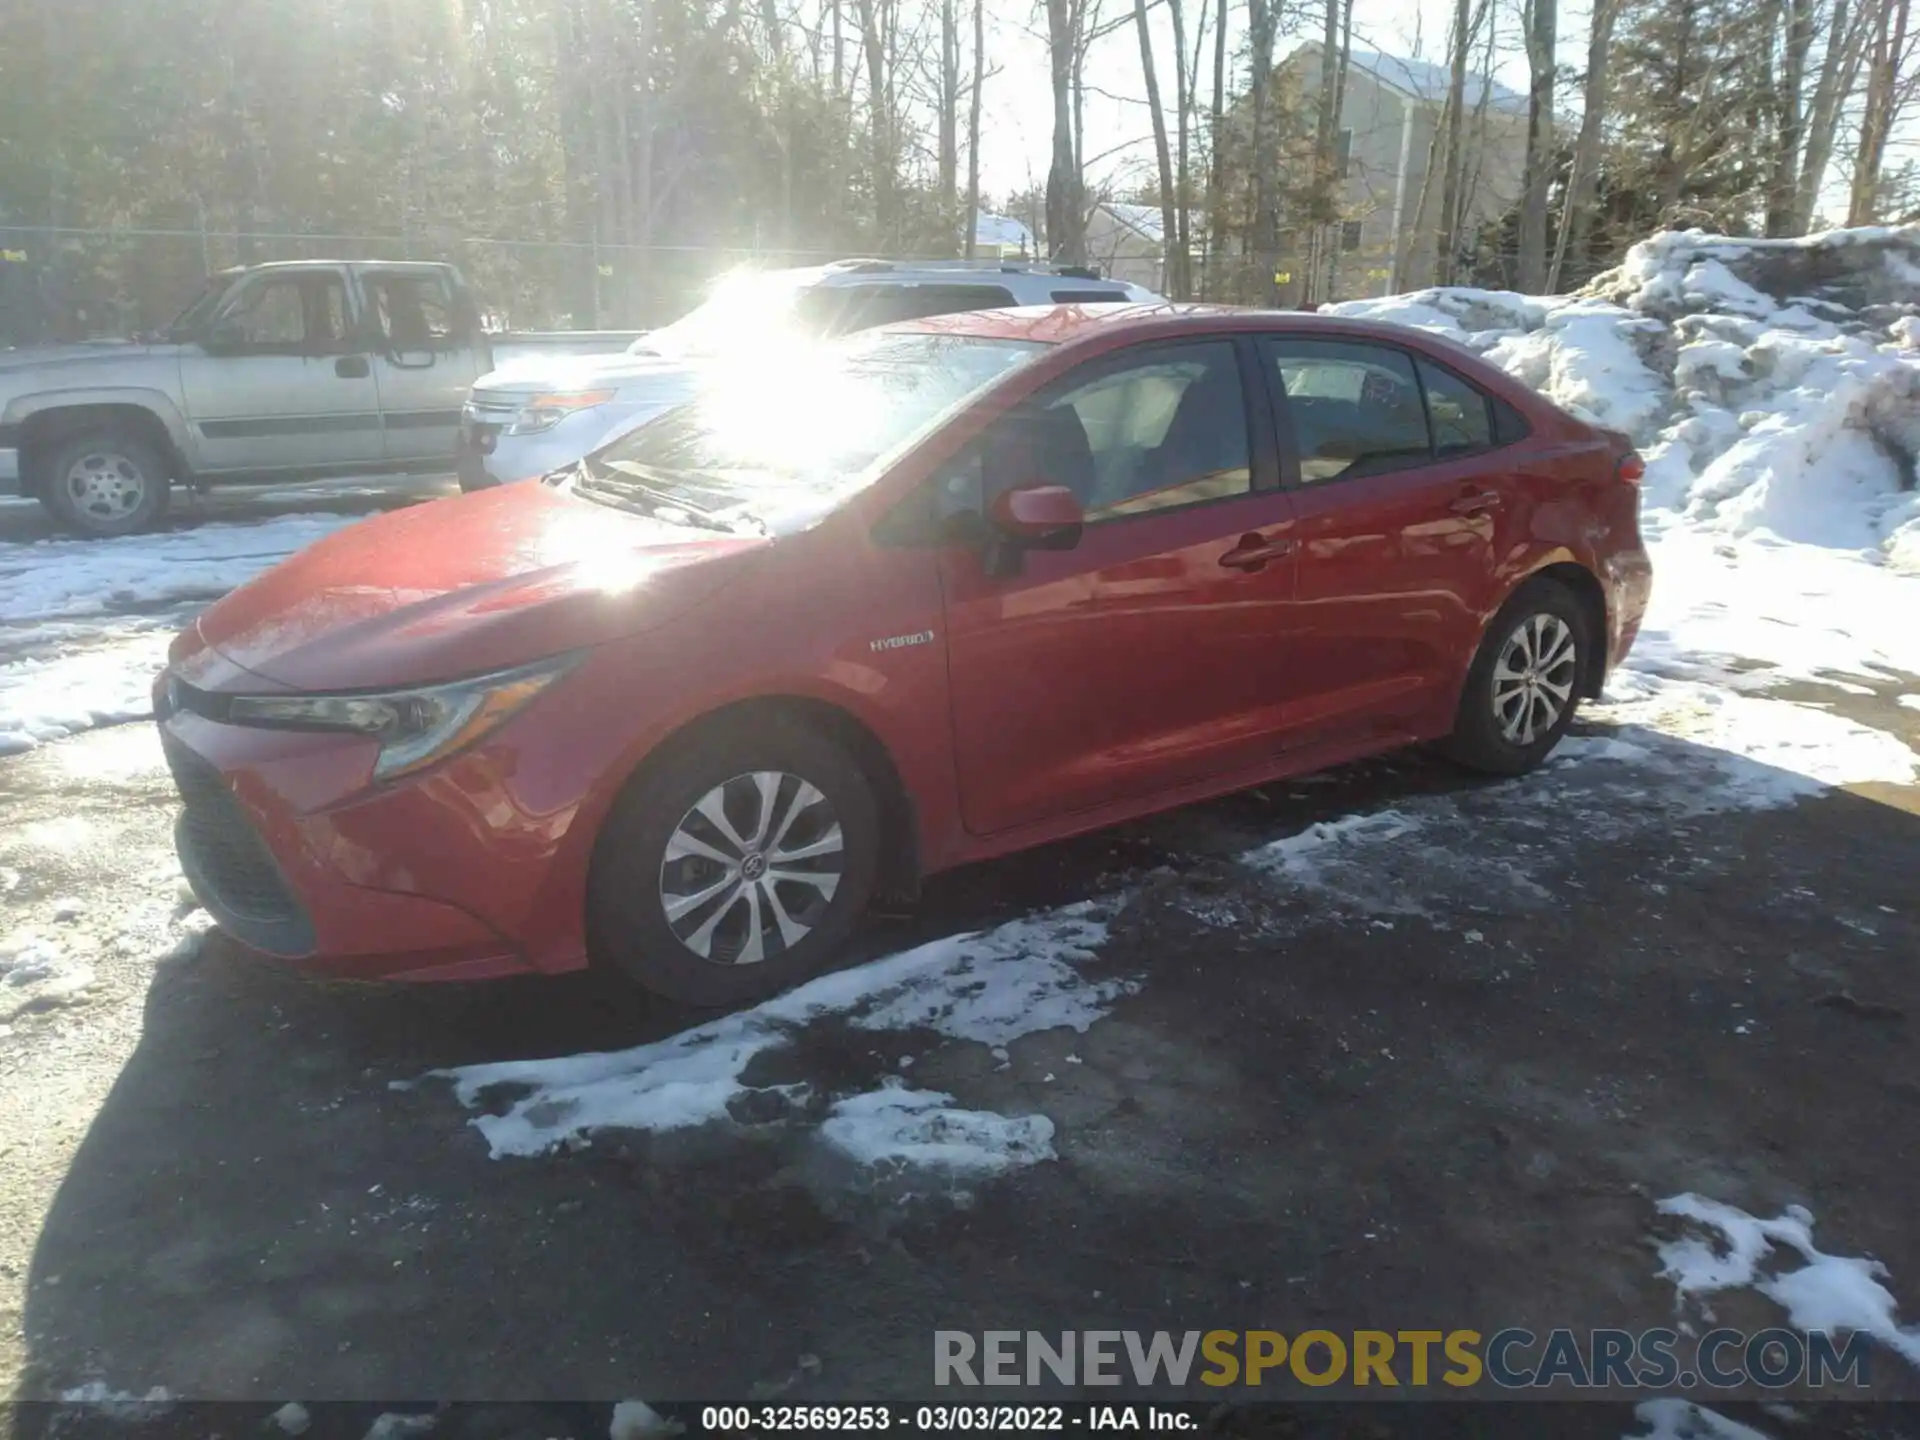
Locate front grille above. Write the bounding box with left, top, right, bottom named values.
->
left=466, top=390, right=522, bottom=419
left=162, top=733, right=314, bottom=954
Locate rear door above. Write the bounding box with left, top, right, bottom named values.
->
left=1257, top=336, right=1512, bottom=742
left=177, top=269, right=383, bottom=474
left=938, top=337, right=1301, bottom=835
left=360, top=269, right=481, bottom=462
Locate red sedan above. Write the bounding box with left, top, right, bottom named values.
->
left=156, top=305, right=1652, bottom=1005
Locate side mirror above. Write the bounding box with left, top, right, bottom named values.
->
left=988, top=484, right=1084, bottom=548
left=982, top=483, right=1083, bottom=576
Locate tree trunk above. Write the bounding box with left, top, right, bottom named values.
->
left=964, top=0, right=984, bottom=258
left=1168, top=0, right=1195, bottom=298
left=1248, top=0, right=1277, bottom=299
left=1135, top=0, right=1179, bottom=294
left=1796, top=0, right=1864, bottom=230
left=1435, top=0, right=1471, bottom=284
left=938, top=0, right=960, bottom=249
left=1307, top=0, right=1341, bottom=302
left=1516, top=0, right=1556, bottom=290
left=1767, top=0, right=1815, bottom=232
left=855, top=0, right=893, bottom=241
left=1848, top=0, right=1911, bottom=224
left=1548, top=0, right=1617, bottom=291
left=1045, top=0, right=1085, bottom=262
left=1204, top=0, right=1228, bottom=296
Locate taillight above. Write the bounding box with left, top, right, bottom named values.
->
left=1616, top=452, right=1646, bottom=485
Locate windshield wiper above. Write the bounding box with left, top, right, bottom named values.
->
left=574, top=459, right=748, bottom=533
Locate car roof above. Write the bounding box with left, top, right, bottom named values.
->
left=889, top=301, right=1485, bottom=353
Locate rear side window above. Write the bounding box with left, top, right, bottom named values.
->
left=1050, top=288, right=1128, bottom=303
left=1418, top=358, right=1493, bottom=455
left=1264, top=338, right=1431, bottom=482
left=840, top=284, right=1019, bottom=332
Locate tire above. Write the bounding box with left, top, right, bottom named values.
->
left=1439, top=578, right=1590, bottom=776
left=588, top=714, right=881, bottom=1007
left=40, top=429, right=171, bottom=538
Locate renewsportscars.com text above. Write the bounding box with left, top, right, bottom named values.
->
left=934, top=1328, right=1875, bottom=1390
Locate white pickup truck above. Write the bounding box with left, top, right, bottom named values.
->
left=0, top=260, right=635, bottom=537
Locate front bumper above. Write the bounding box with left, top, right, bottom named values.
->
left=457, top=399, right=676, bottom=489
left=156, top=705, right=557, bottom=983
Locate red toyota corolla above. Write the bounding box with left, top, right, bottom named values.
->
left=157, top=305, right=1651, bottom=1005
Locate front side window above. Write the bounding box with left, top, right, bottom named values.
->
left=580, top=331, right=1046, bottom=535
left=218, top=275, right=351, bottom=353
left=1265, top=338, right=1430, bottom=483
left=990, top=341, right=1251, bottom=522
left=840, top=284, right=1019, bottom=332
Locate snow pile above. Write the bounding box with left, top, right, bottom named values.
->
left=434, top=899, right=1129, bottom=1162
left=1656, top=1193, right=1920, bottom=1371
left=0, top=929, right=95, bottom=1020
left=1324, top=225, right=1920, bottom=570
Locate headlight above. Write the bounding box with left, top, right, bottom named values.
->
left=225, top=655, right=578, bottom=781
left=505, top=390, right=615, bottom=435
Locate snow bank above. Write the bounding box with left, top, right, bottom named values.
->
left=0, top=512, right=358, bottom=753
left=1323, top=225, right=1920, bottom=571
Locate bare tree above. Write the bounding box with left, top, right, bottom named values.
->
left=1549, top=0, right=1620, bottom=290
left=939, top=0, right=960, bottom=247
left=1796, top=0, right=1869, bottom=229
left=1848, top=0, right=1914, bottom=223
left=1435, top=0, right=1473, bottom=285
left=1765, top=0, right=1816, bottom=232
left=854, top=0, right=895, bottom=240
left=1204, top=0, right=1229, bottom=295
left=1045, top=0, right=1087, bottom=261
left=1247, top=0, right=1278, bottom=297
left=1516, top=0, right=1557, bottom=288
left=964, top=0, right=985, bottom=256
left=1135, top=0, right=1180, bottom=294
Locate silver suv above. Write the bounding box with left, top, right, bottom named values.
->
left=457, top=259, right=1160, bottom=491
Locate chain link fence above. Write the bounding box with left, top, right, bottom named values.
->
left=0, top=226, right=942, bottom=346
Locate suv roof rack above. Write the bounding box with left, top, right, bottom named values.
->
left=820, top=256, right=1116, bottom=281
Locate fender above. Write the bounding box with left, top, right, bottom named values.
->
left=3, top=386, right=199, bottom=471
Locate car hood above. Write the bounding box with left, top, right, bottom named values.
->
left=473, top=350, right=706, bottom=399
left=180, top=484, right=767, bottom=693
left=0, top=340, right=179, bottom=376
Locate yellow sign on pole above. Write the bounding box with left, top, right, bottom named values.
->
left=0, top=249, right=26, bottom=263
left=1273, top=270, right=1291, bottom=285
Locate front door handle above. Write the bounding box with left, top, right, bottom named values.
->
left=1450, top=488, right=1501, bottom=515
left=1219, top=532, right=1295, bottom=571
left=335, top=355, right=371, bottom=379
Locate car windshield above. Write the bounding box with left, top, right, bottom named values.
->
left=571, top=330, right=1045, bottom=534
left=626, top=269, right=835, bottom=360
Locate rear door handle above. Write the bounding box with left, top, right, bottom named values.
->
left=335, top=356, right=371, bottom=379
left=1219, top=532, right=1295, bottom=571
left=1450, top=489, right=1501, bottom=515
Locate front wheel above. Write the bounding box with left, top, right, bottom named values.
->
left=40, top=429, right=171, bottom=537
left=1440, top=579, right=1589, bottom=776
left=588, top=715, right=880, bottom=1007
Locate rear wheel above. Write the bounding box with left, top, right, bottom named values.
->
left=1440, top=579, right=1588, bottom=776
left=40, top=429, right=170, bottom=538
left=588, top=715, right=880, bottom=1007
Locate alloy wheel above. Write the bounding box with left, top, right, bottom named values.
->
left=658, top=770, right=845, bottom=965
left=1491, top=613, right=1577, bottom=746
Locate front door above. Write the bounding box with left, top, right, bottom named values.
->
left=1257, top=336, right=1506, bottom=742
left=177, top=269, right=383, bottom=474
left=938, top=338, right=1301, bottom=836
left=359, top=269, right=483, bottom=462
